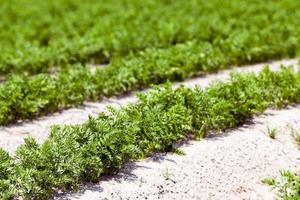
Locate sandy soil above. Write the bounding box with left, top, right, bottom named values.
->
left=0, top=59, right=298, bottom=154
left=55, top=106, right=300, bottom=200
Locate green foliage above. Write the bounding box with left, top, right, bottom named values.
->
left=1, top=67, right=300, bottom=198
left=0, top=0, right=299, bottom=75
left=267, top=171, right=300, bottom=200
left=268, top=127, right=277, bottom=139
left=0, top=65, right=94, bottom=124
left=0, top=149, right=14, bottom=199
left=262, top=178, right=276, bottom=186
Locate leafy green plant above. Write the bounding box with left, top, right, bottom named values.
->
left=0, top=149, right=14, bottom=199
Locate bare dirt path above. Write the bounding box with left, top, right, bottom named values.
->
left=0, top=59, right=298, bottom=154
left=56, top=106, right=300, bottom=200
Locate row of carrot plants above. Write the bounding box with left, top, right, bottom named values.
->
left=0, top=36, right=297, bottom=125
left=1, top=66, right=300, bottom=199
left=0, top=0, right=300, bottom=75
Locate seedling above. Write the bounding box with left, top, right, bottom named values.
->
left=163, top=165, right=175, bottom=183
left=287, top=124, right=300, bottom=147
left=267, top=126, right=277, bottom=139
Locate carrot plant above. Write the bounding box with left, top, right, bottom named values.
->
left=1, top=66, right=300, bottom=199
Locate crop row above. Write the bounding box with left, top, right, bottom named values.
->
left=1, top=66, right=300, bottom=199
left=0, top=0, right=300, bottom=75
left=0, top=34, right=297, bottom=125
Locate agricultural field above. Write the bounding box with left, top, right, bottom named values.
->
left=1, top=0, right=300, bottom=199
